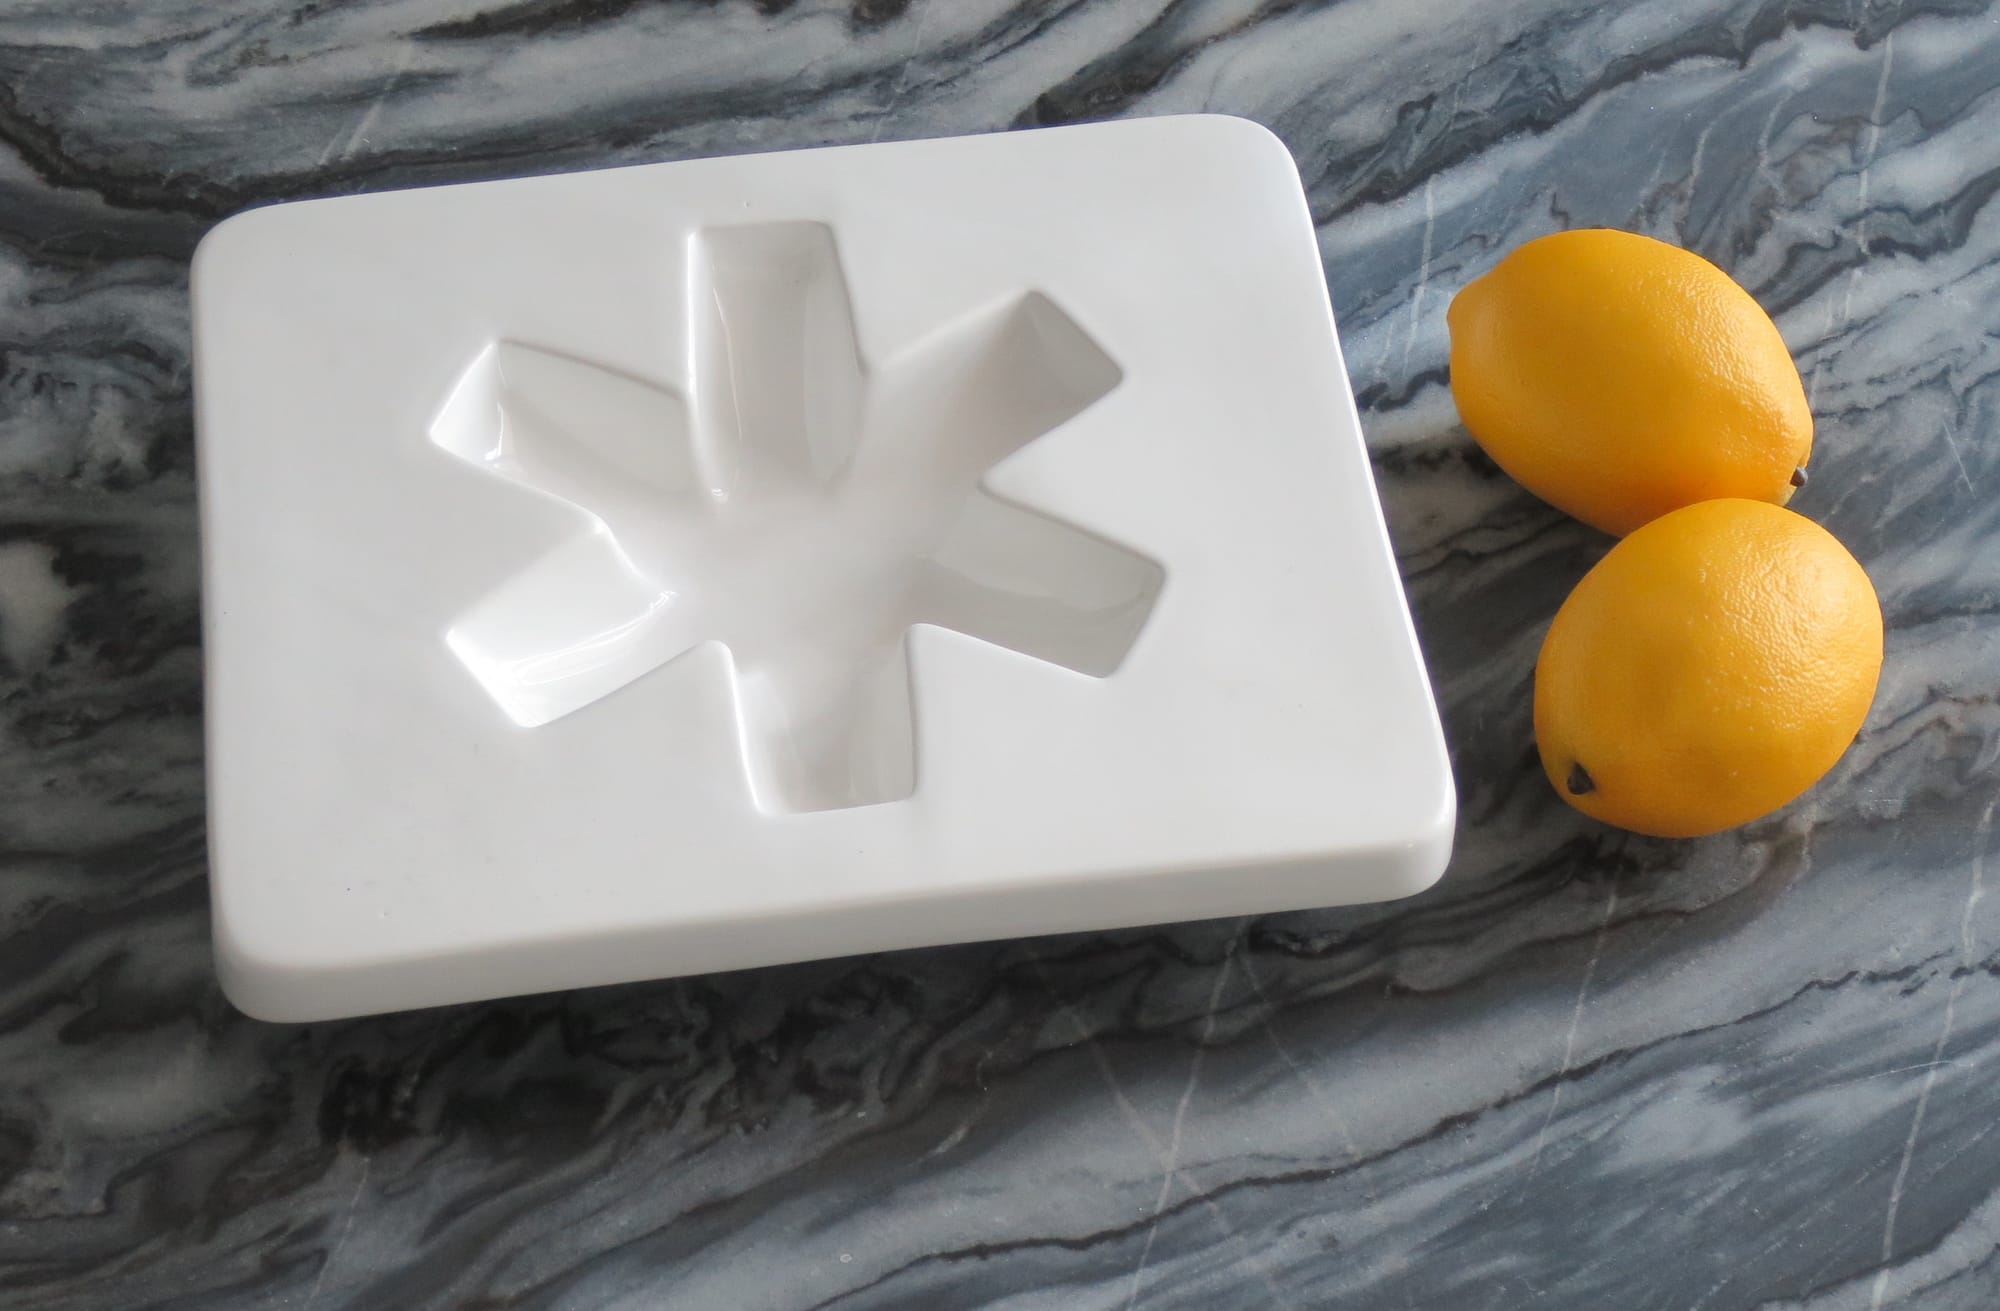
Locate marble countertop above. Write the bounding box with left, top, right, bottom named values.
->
left=4, top=2, right=1997, bottom=1308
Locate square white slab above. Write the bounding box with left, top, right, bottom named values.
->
left=193, top=114, right=1453, bottom=1022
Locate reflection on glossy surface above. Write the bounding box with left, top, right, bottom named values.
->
left=429, top=222, right=1162, bottom=812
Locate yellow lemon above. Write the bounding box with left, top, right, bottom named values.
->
left=1534, top=499, right=1881, bottom=837
left=1448, top=229, right=1812, bottom=536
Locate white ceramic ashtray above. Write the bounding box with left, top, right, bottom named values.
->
left=192, top=114, right=1453, bottom=1022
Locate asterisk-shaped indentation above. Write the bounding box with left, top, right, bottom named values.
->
left=430, top=222, right=1162, bottom=813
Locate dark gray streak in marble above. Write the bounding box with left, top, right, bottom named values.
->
left=2, top=1, right=1998, bottom=1308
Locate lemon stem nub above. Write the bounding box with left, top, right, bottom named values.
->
left=1567, top=763, right=1596, bottom=796
left=1790, top=466, right=1808, bottom=488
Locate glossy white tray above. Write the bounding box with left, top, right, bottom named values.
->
left=192, top=115, right=1453, bottom=1021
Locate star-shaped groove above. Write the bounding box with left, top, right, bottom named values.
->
left=429, top=221, right=1163, bottom=813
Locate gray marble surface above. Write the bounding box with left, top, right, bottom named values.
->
left=3, top=1, right=1998, bottom=1307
